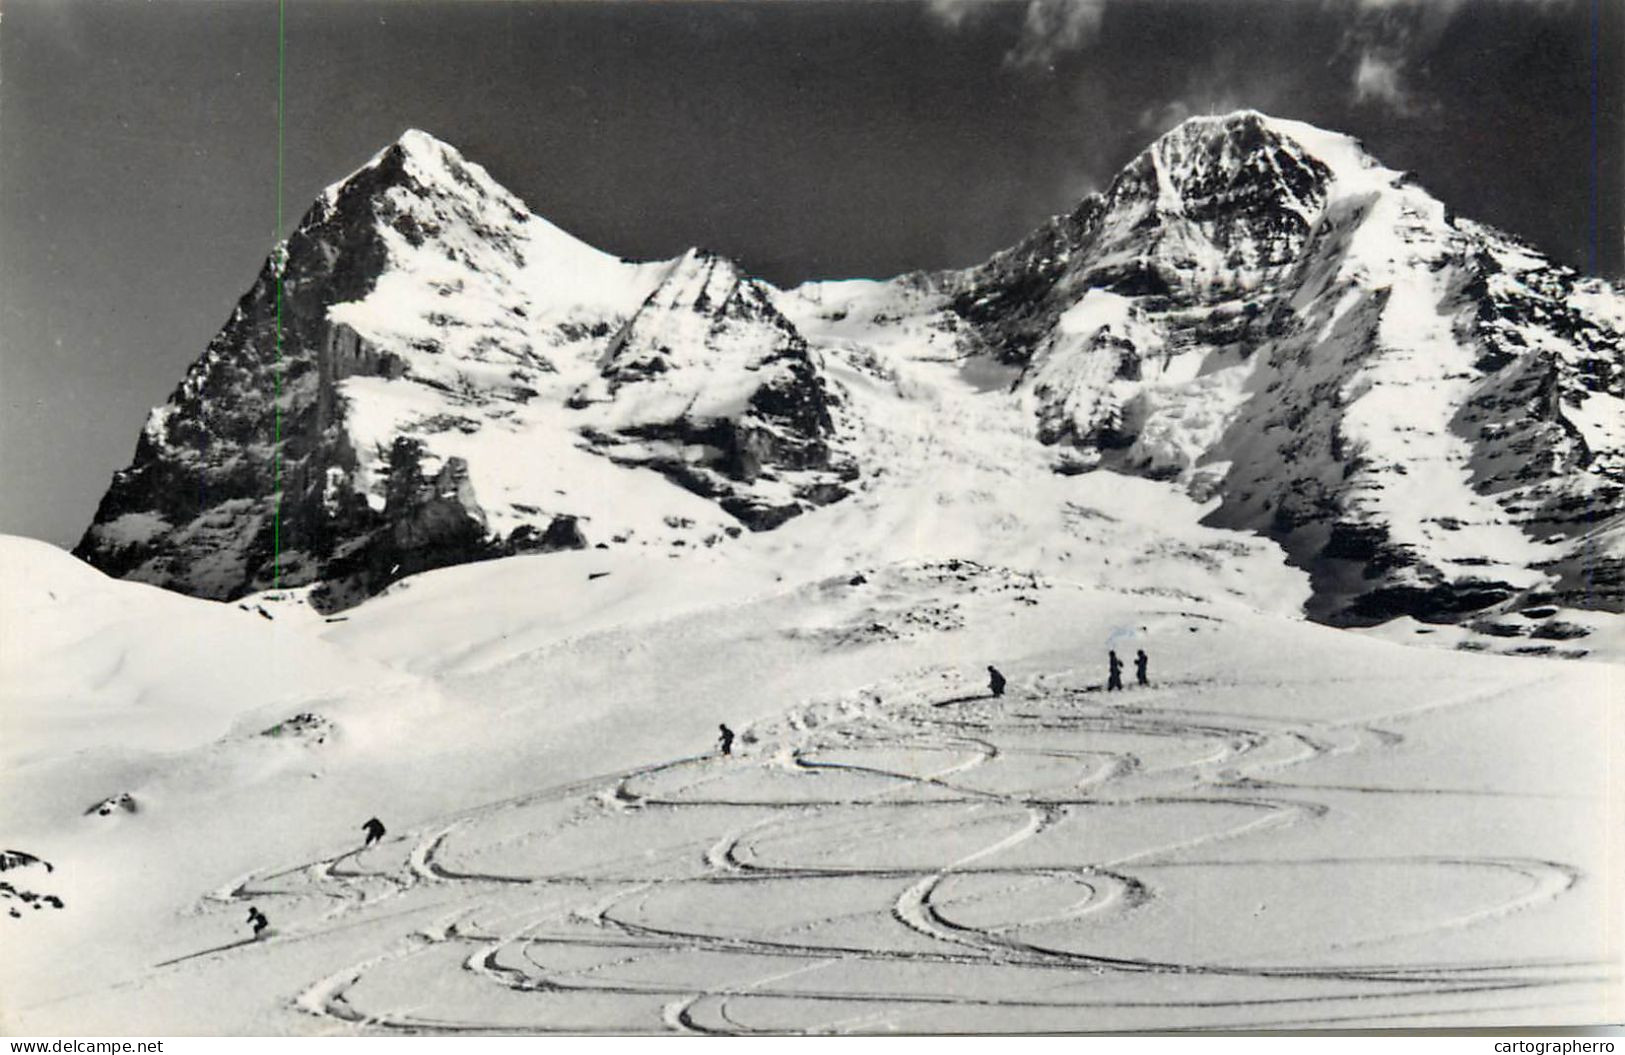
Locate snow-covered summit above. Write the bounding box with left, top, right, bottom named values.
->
left=1145, top=110, right=1394, bottom=191
left=75, top=127, right=849, bottom=609
left=1114, top=111, right=1334, bottom=214
left=326, top=127, right=520, bottom=206
left=795, top=110, right=1625, bottom=625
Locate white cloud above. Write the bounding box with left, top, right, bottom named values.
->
left=1332, top=0, right=1461, bottom=115
left=1138, top=100, right=1198, bottom=133
left=1351, top=50, right=1417, bottom=112
left=924, top=0, right=980, bottom=30
left=925, top=0, right=1108, bottom=70
left=1005, top=0, right=1108, bottom=70
left=1336, top=0, right=1573, bottom=117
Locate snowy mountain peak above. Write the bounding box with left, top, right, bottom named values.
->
left=579, top=243, right=856, bottom=530
left=394, top=125, right=454, bottom=157
left=76, top=124, right=857, bottom=607
left=942, top=113, right=1351, bottom=366
left=631, top=249, right=790, bottom=334
left=649, top=248, right=745, bottom=308
left=327, top=127, right=514, bottom=207
left=1130, top=111, right=1395, bottom=208
left=1103, top=110, right=1332, bottom=249
left=925, top=111, right=1625, bottom=626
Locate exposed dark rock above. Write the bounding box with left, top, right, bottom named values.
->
left=1529, top=619, right=1592, bottom=640
left=84, top=793, right=139, bottom=817
left=507, top=515, right=588, bottom=553
left=1345, top=579, right=1519, bottom=625
left=590, top=250, right=855, bottom=529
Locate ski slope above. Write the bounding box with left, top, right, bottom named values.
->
left=223, top=665, right=1620, bottom=1033
left=5, top=341, right=1622, bottom=1034
left=6, top=607, right=1618, bottom=1027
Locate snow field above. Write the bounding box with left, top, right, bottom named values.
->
left=4, top=532, right=1619, bottom=1032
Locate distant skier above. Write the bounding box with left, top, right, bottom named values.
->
left=718, top=724, right=735, bottom=757
left=362, top=817, right=386, bottom=847
left=1107, top=650, right=1124, bottom=692
left=246, top=905, right=269, bottom=939
left=987, top=665, right=1007, bottom=698
left=1135, top=649, right=1149, bottom=687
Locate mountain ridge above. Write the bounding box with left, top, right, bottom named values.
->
left=74, top=112, right=1625, bottom=631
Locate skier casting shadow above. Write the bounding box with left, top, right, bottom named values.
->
left=246, top=905, right=269, bottom=939
left=718, top=723, right=735, bottom=757
left=1107, top=650, right=1124, bottom=692
left=987, top=665, right=1007, bottom=698
left=1135, top=649, right=1149, bottom=687
left=362, top=817, right=386, bottom=847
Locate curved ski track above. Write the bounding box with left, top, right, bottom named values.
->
left=174, top=674, right=1607, bottom=1033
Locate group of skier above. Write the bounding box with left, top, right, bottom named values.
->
left=1108, top=648, right=1150, bottom=692
left=707, top=642, right=1152, bottom=774
left=245, top=816, right=389, bottom=939
left=248, top=650, right=1156, bottom=938
left=985, top=647, right=1149, bottom=699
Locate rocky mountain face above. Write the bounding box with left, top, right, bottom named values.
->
left=802, top=111, right=1623, bottom=626
left=76, top=114, right=1624, bottom=625
left=574, top=248, right=856, bottom=530
left=74, top=132, right=852, bottom=610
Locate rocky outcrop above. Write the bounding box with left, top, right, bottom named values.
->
left=576, top=249, right=857, bottom=529
left=73, top=132, right=534, bottom=602
left=1, top=850, right=62, bottom=919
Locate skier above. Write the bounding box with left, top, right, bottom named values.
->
left=718, top=723, right=735, bottom=757
left=246, top=905, right=269, bottom=939
left=1107, top=650, right=1124, bottom=692
left=1135, top=649, right=1149, bottom=687
left=362, top=817, right=386, bottom=847
left=987, top=665, right=1007, bottom=698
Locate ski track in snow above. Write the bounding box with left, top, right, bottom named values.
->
left=149, top=669, right=1610, bottom=1034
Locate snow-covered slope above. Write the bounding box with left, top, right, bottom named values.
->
left=4, top=529, right=1620, bottom=1031
left=0, top=536, right=409, bottom=776
left=792, top=112, right=1625, bottom=627
left=0, top=535, right=439, bottom=934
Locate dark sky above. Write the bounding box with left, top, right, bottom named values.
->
left=1, top=0, right=1619, bottom=547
